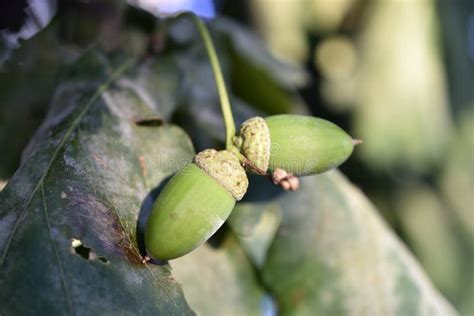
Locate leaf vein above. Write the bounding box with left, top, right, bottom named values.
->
left=41, top=183, right=73, bottom=315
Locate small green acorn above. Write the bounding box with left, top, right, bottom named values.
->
left=234, top=114, right=357, bottom=176
left=145, top=149, right=248, bottom=260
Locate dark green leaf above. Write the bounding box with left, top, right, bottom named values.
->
left=0, top=23, right=63, bottom=178
left=0, top=51, right=194, bottom=315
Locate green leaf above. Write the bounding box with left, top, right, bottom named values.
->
left=395, top=182, right=464, bottom=307
left=170, top=232, right=268, bottom=315
left=439, top=111, right=474, bottom=240
left=228, top=175, right=283, bottom=268
left=229, top=202, right=282, bottom=268
left=261, top=171, right=456, bottom=316
left=438, top=112, right=474, bottom=316
left=228, top=49, right=302, bottom=115
left=0, top=51, right=194, bottom=315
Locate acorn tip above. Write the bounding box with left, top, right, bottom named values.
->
left=352, top=139, right=363, bottom=146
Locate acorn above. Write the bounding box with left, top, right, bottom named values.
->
left=234, top=115, right=357, bottom=176
left=145, top=149, right=248, bottom=260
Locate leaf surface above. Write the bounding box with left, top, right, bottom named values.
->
left=171, top=233, right=268, bottom=316
left=260, top=171, right=457, bottom=316
left=0, top=51, right=194, bottom=315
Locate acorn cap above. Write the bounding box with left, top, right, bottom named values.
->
left=194, top=149, right=248, bottom=201
left=234, top=117, right=271, bottom=172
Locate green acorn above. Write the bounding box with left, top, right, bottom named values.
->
left=145, top=149, right=248, bottom=260
left=234, top=114, right=357, bottom=176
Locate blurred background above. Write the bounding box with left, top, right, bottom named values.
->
left=0, top=0, right=473, bottom=314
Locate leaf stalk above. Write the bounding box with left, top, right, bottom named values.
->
left=181, top=12, right=237, bottom=150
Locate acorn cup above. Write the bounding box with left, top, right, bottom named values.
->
left=145, top=149, right=248, bottom=260
left=234, top=114, right=358, bottom=176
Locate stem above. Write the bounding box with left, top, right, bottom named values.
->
left=181, top=12, right=236, bottom=149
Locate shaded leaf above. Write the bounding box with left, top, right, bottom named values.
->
left=438, top=111, right=474, bottom=316
left=213, top=18, right=308, bottom=89
left=171, top=233, right=268, bottom=316
left=228, top=175, right=283, bottom=268
left=0, top=22, right=64, bottom=178
left=261, top=171, right=456, bottom=316
left=396, top=183, right=463, bottom=303
left=437, top=0, right=474, bottom=118
left=228, top=48, right=303, bottom=115
left=229, top=202, right=282, bottom=268
left=0, top=51, right=194, bottom=315
left=439, top=111, right=474, bottom=239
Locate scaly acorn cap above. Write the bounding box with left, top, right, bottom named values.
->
left=233, top=116, right=271, bottom=172
left=194, top=149, right=248, bottom=201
